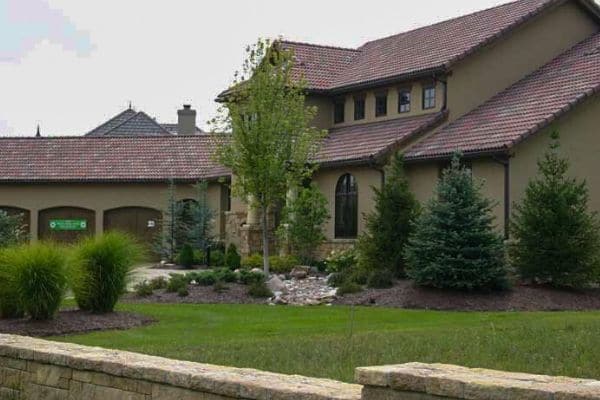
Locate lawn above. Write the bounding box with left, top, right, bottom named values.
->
left=53, top=303, right=600, bottom=383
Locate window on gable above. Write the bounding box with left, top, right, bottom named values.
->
left=375, top=92, right=388, bottom=117
left=334, top=99, right=345, bottom=124
left=354, top=96, right=365, bottom=121
left=335, top=174, right=358, bottom=239
left=423, top=85, right=436, bottom=110
left=398, top=89, right=411, bottom=113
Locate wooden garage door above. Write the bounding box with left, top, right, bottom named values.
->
left=0, top=206, right=30, bottom=238
left=103, top=207, right=162, bottom=249
left=38, top=207, right=95, bottom=243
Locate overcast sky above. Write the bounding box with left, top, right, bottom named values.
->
left=0, top=0, right=596, bottom=136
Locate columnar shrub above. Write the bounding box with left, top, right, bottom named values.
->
left=405, top=155, right=507, bottom=291
left=0, top=248, right=23, bottom=318
left=510, top=132, right=600, bottom=288
left=71, top=232, right=142, bottom=313
left=225, top=243, right=241, bottom=270
left=12, top=243, right=67, bottom=320
left=178, top=244, right=195, bottom=269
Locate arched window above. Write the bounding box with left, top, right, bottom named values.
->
left=335, top=174, right=358, bottom=238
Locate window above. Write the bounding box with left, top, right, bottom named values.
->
left=354, top=96, right=365, bottom=120
left=375, top=92, right=388, bottom=117
left=334, top=99, right=345, bottom=124
left=422, top=85, right=436, bottom=109
left=335, top=174, right=358, bottom=238
left=398, top=89, right=411, bottom=113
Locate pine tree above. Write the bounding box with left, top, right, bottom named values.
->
left=185, top=181, right=215, bottom=253
left=404, top=154, right=507, bottom=291
left=356, top=153, right=419, bottom=277
left=510, top=132, right=600, bottom=288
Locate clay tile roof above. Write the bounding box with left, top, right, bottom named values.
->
left=316, top=112, right=447, bottom=166
left=0, top=136, right=230, bottom=183
left=405, top=32, right=600, bottom=160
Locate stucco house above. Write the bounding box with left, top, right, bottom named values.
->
left=1, top=0, right=599, bottom=258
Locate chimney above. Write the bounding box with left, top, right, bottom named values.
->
left=177, top=104, right=196, bottom=135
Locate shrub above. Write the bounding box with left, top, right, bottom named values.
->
left=0, top=248, right=23, bottom=318
left=269, top=255, right=300, bottom=274
left=214, top=268, right=237, bottom=283
left=134, top=281, right=154, bottom=297
left=12, top=243, right=67, bottom=320
left=166, top=274, right=188, bottom=293
left=357, top=154, right=419, bottom=278
left=196, top=271, right=217, bottom=286
left=225, top=244, right=241, bottom=270
left=213, top=280, right=229, bottom=293
left=336, top=281, right=362, bottom=296
left=324, top=248, right=357, bottom=274
left=327, top=272, right=345, bottom=288
left=148, top=276, right=168, bottom=290
left=241, top=253, right=263, bottom=269
left=193, top=250, right=206, bottom=265
left=0, top=211, right=27, bottom=248
left=405, top=155, right=507, bottom=291
left=177, top=286, right=189, bottom=297
left=239, top=269, right=265, bottom=285
left=366, top=269, right=394, bottom=289
left=210, top=250, right=225, bottom=267
left=178, top=244, right=195, bottom=269
left=247, top=281, right=273, bottom=298
left=510, top=132, right=600, bottom=288
left=71, top=232, right=142, bottom=313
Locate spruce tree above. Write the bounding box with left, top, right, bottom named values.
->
left=510, top=132, right=600, bottom=288
left=356, top=153, right=419, bottom=277
left=405, top=154, right=507, bottom=290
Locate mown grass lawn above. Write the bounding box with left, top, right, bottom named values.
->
left=52, top=303, right=600, bottom=382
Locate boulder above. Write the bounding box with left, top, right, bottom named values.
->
left=290, top=266, right=310, bottom=280
left=266, top=276, right=287, bottom=293
left=250, top=268, right=263, bottom=274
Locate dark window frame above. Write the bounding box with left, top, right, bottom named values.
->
left=398, top=89, right=411, bottom=113
left=354, top=96, right=366, bottom=121
left=422, top=85, right=436, bottom=110
left=335, top=174, right=358, bottom=239
left=375, top=92, right=388, bottom=117
left=333, top=98, right=345, bottom=124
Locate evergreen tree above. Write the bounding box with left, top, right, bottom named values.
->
left=356, top=153, right=419, bottom=277
left=185, top=181, right=215, bottom=253
left=510, top=132, right=600, bottom=288
left=405, top=154, right=507, bottom=290
left=154, top=180, right=179, bottom=262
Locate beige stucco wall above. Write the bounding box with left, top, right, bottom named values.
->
left=447, top=1, right=598, bottom=122
left=312, top=165, right=382, bottom=241
left=0, top=182, right=225, bottom=241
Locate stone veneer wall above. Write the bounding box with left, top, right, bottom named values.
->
left=3, top=334, right=600, bottom=400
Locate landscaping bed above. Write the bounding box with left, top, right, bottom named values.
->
left=124, top=283, right=266, bottom=305
left=0, top=309, right=155, bottom=337
left=334, top=280, right=600, bottom=311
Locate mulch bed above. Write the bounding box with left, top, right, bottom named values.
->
left=122, top=283, right=267, bottom=305
left=333, top=280, right=600, bottom=311
left=0, top=310, right=155, bottom=337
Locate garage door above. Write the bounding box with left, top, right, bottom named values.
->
left=103, top=207, right=162, bottom=249
left=0, top=206, right=30, bottom=238
left=38, top=207, right=95, bottom=243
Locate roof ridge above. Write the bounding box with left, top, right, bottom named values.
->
left=85, top=108, right=136, bottom=136
left=105, top=110, right=172, bottom=136
left=278, top=39, right=359, bottom=53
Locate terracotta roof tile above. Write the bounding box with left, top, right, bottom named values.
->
left=405, top=32, right=600, bottom=160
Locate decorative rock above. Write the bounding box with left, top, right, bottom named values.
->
left=250, top=268, right=263, bottom=274
left=290, top=266, right=310, bottom=280
left=266, top=276, right=287, bottom=294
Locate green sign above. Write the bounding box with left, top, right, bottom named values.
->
left=49, top=219, right=87, bottom=231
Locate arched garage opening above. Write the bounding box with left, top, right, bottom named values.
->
left=104, top=206, right=162, bottom=249
left=0, top=206, right=31, bottom=238
left=38, top=207, right=95, bottom=243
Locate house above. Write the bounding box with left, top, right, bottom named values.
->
left=1, top=0, right=599, bottom=258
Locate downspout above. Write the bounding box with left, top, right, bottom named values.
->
left=492, top=155, right=511, bottom=240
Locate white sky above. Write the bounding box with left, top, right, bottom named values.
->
left=0, top=0, right=597, bottom=136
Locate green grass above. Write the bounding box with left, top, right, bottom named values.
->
left=53, top=304, right=600, bottom=382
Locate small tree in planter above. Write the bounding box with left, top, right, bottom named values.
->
left=404, top=154, right=507, bottom=291
left=510, top=132, right=600, bottom=288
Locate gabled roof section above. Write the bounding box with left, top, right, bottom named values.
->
left=160, top=123, right=205, bottom=135
left=405, top=32, right=600, bottom=160
left=0, top=136, right=229, bottom=183
left=85, top=109, right=137, bottom=136
left=316, top=112, right=447, bottom=167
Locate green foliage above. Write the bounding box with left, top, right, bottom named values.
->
left=178, top=244, right=195, bottom=269
left=405, top=155, right=507, bottom=291
left=242, top=254, right=264, bottom=269
left=269, top=255, right=300, bottom=273
left=239, top=270, right=265, bottom=285
left=213, top=38, right=326, bottom=275
left=324, top=248, right=357, bottom=274
left=193, top=250, right=206, bottom=265
left=196, top=271, right=217, bottom=286
left=225, top=244, right=241, bottom=270
left=11, top=243, right=67, bottom=320
left=510, top=132, right=600, bottom=288
left=366, top=269, right=394, bottom=289
left=166, top=274, right=188, bottom=293
left=336, top=281, right=363, bottom=296
left=177, top=286, right=189, bottom=297
left=134, top=281, right=154, bottom=297
left=0, top=210, right=27, bottom=248
left=326, top=272, right=345, bottom=288
left=185, top=181, right=216, bottom=253
left=0, top=248, right=23, bottom=318
left=154, top=180, right=178, bottom=261
left=71, top=232, right=142, bottom=313
left=148, top=276, right=168, bottom=290
left=209, top=250, right=225, bottom=267
left=357, top=154, right=419, bottom=278
left=213, top=281, right=229, bottom=293
left=247, top=281, right=273, bottom=298
left=278, top=184, right=329, bottom=263
left=214, top=268, right=238, bottom=283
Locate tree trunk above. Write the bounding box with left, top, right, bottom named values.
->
left=261, top=205, right=270, bottom=276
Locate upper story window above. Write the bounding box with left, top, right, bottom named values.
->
left=333, top=99, right=345, bottom=124
left=354, top=96, right=365, bottom=121
left=422, top=85, right=436, bottom=110
left=398, top=89, right=411, bottom=113
left=375, top=92, right=388, bottom=117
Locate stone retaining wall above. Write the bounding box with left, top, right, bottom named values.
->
left=2, top=334, right=600, bottom=400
